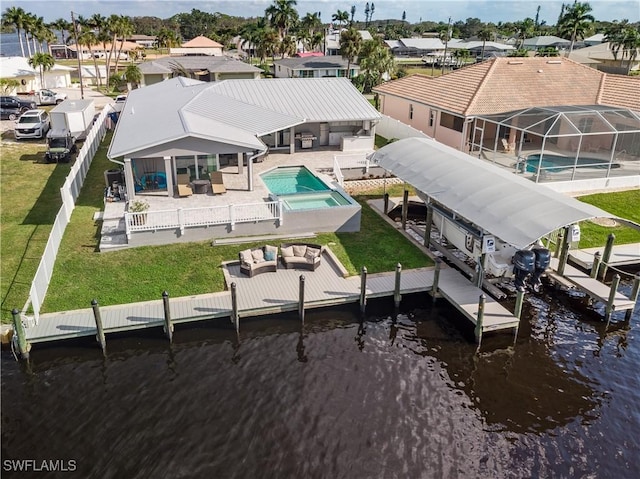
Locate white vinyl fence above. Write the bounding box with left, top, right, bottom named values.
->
left=376, top=115, right=431, bottom=142
left=25, top=107, right=111, bottom=323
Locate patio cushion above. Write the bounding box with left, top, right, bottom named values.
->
left=305, top=247, right=321, bottom=260
left=282, top=245, right=294, bottom=257
left=293, top=245, right=307, bottom=257
left=252, top=249, right=265, bottom=263
left=239, top=248, right=253, bottom=265
left=264, top=245, right=277, bottom=261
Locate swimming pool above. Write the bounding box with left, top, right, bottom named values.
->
left=261, top=166, right=330, bottom=195
left=261, top=166, right=353, bottom=211
left=521, top=154, right=613, bottom=173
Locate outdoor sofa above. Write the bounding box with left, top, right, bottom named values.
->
left=280, top=243, right=323, bottom=271
left=239, top=244, right=278, bottom=277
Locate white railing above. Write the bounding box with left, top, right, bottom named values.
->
left=125, top=200, right=283, bottom=238
left=333, top=152, right=371, bottom=186
left=333, top=157, right=345, bottom=186
left=26, top=107, right=111, bottom=322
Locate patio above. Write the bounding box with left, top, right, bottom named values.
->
left=99, top=147, right=368, bottom=251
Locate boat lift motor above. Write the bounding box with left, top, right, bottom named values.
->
left=529, top=248, right=551, bottom=292
left=513, top=250, right=536, bottom=292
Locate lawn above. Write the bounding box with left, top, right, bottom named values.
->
left=2, top=129, right=639, bottom=321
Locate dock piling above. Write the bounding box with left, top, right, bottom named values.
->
left=91, top=299, right=106, bottom=356
left=605, top=274, right=620, bottom=327
left=162, top=291, right=173, bottom=343
left=590, top=251, right=601, bottom=278
left=394, top=263, right=402, bottom=309
left=599, top=233, right=616, bottom=280
left=299, top=275, right=305, bottom=325
left=424, top=204, right=433, bottom=248
left=514, top=289, right=525, bottom=319
left=231, top=282, right=239, bottom=333
left=475, top=294, right=486, bottom=350
left=625, top=274, right=640, bottom=321
left=11, top=309, right=30, bottom=360
left=431, top=258, right=441, bottom=304
left=383, top=193, right=389, bottom=214
left=401, top=190, right=409, bottom=230
left=557, top=226, right=571, bottom=276
left=359, top=266, right=367, bottom=314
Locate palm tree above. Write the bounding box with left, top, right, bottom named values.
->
left=557, top=1, right=595, bottom=54
left=514, top=18, right=535, bottom=49
left=279, top=35, right=297, bottom=58
left=340, top=27, right=362, bottom=79
left=2, top=6, right=28, bottom=57
left=240, top=21, right=265, bottom=62
left=78, top=30, right=102, bottom=86
left=265, top=0, right=299, bottom=39
left=332, top=10, right=349, bottom=30
left=114, top=16, right=134, bottom=73
left=477, top=26, right=494, bottom=62
left=123, top=63, right=142, bottom=90
left=359, top=39, right=395, bottom=91
left=350, top=6, right=356, bottom=25
left=28, top=52, right=55, bottom=87
left=49, top=18, right=71, bottom=48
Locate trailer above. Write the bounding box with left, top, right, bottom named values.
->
left=45, top=99, right=95, bottom=163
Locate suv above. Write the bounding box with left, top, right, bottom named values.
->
left=14, top=109, right=50, bottom=139
left=0, top=96, right=37, bottom=120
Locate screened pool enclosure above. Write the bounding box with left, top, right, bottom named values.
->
left=469, top=105, right=640, bottom=183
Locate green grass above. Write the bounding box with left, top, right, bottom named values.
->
left=0, top=139, right=73, bottom=322
left=36, top=134, right=431, bottom=314
left=2, top=128, right=638, bottom=321
left=577, top=190, right=640, bottom=248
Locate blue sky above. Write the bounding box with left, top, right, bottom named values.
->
left=5, top=0, right=640, bottom=25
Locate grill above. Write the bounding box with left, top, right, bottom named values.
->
left=297, top=132, right=316, bottom=149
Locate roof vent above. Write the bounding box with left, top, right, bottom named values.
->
left=508, top=60, right=523, bottom=65
left=546, top=60, right=562, bottom=64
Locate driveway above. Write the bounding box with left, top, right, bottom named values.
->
left=1, top=87, right=114, bottom=139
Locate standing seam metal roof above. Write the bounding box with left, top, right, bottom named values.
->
left=369, top=137, right=622, bottom=249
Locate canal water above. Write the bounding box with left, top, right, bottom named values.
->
left=2, top=277, right=639, bottom=478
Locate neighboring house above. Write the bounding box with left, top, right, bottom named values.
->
left=584, top=33, right=605, bottom=46
left=108, top=76, right=381, bottom=200
left=384, top=38, right=445, bottom=57
left=273, top=56, right=359, bottom=78
left=137, top=55, right=262, bottom=86
left=170, top=35, right=224, bottom=56
left=567, top=42, right=640, bottom=74
left=49, top=41, right=142, bottom=61
left=448, top=40, right=515, bottom=60
left=373, top=56, right=640, bottom=152
left=325, top=30, right=372, bottom=56
left=0, top=56, right=73, bottom=91
left=522, top=36, right=571, bottom=51
left=77, top=65, right=108, bottom=86
left=122, top=34, right=157, bottom=49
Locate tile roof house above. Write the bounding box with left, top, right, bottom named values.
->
left=137, top=55, right=262, bottom=86
left=373, top=57, right=640, bottom=151
left=170, top=35, right=224, bottom=56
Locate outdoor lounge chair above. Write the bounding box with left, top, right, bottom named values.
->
left=210, top=171, right=227, bottom=195
left=176, top=173, right=192, bottom=197
left=501, top=138, right=515, bottom=153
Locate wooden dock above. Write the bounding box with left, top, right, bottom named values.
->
left=548, top=257, right=637, bottom=316
left=22, top=249, right=520, bottom=347
left=568, top=243, right=640, bottom=270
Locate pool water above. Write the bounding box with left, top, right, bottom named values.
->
left=522, top=154, right=612, bottom=173
left=261, top=166, right=330, bottom=195
left=283, top=191, right=351, bottom=210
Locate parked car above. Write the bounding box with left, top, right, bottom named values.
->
left=14, top=109, right=50, bottom=140
left=0, top=95, right=37, bottom=120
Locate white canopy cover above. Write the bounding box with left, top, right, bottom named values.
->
left=369, top=137, right=624, bottom=249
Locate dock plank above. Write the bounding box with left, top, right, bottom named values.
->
left=549, top=258, right=636, bottom=310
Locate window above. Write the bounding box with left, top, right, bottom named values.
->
left=429, top=110, right=436, bottom=127
left=439, top=112, right=464, bottom=132
left=578, top=117, right=593, bottom=133
left=409, top=104, right=414, bottom=120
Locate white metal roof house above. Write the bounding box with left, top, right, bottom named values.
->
left=0, top=56, right=73, bottom=91
left=108, top=76, right=380, bottom=200
left=137, top=55, right=262, bottom=86
left=273, top=56, right=359, bottom=78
